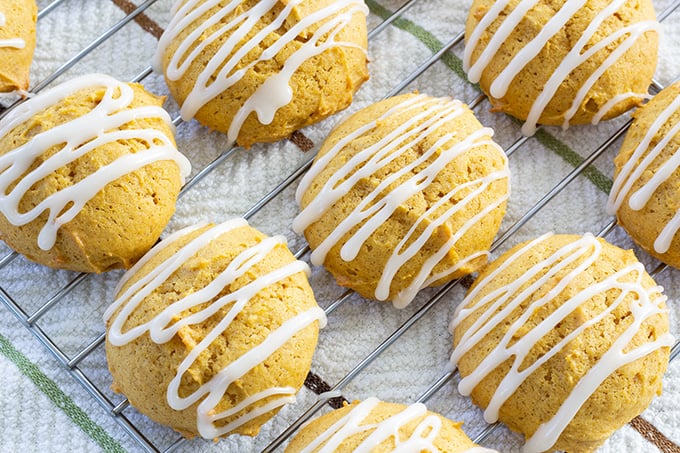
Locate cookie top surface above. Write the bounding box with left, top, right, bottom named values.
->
left=294, top=93, right=510, bottom=308
left=450, top=233, right=673, bottom=452
left=285, top=398, right=497, bottom=453
left=0, top=73, right=191, bottom=272
left=464, top=0, right=658, bottom=135
left=154, top=0, right=369, bottom=146
left=0, top=0, right=36, bottom=93
left=105, top=218, right=325, bottom=440
left=608, top=82, right=680, bottom=268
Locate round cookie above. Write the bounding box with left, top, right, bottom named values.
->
left=0, top=74, right=191, bottom=272
left=153, top=0, right=369, bottom=147
left=450, top=233, right=673, bottom=453
left=608, top=82, right=680, bottom=268
left=105, top=219, right=325, bottom=440
left=464, top=0, right=658, bottom=135
left=293, top=93, right=510, bottom=308
left=285, top=398, right=496, bottom=452
left=0, top=0, right=36, bottom=95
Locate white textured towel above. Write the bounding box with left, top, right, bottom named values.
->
left=1, top=0, right=680, bottom=452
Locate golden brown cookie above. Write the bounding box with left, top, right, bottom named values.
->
left=0, top=0, right=36, bottom=93
left=285, top=398, right=495, bottom=452
left=464, top=0, right=658, bottom=135
left=0, top=74, right=190, bottom=272
left=294, top=93, right=510, bottom=308
left=154, top=0, right=369, bottom=147
left=450, top=233, right=672, bottom=453
left=608, top=82, right=680, bottom=269
left=105, top=219, right=325, bottom=439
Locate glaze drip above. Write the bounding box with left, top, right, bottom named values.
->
left=607, top=88, right=680, bottom=254
left=105, top=219, right=327, bottom=439
left=154, top=0, right=368, bottom=143
left=591, top=92, right=652, bottom=125
left=464, top=0, right=657, bottom=135
left=294, top=94, right=509, bottom=308
left=0, top=74, right=191, bottom=250
left=449, top=233, right=673, bottom=453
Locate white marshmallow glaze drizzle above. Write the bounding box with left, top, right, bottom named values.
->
left=0, top=11, right=26, bottom=49
left=153, top=0, right=368, bottom=143
left=607, top=88, right=680, bottom=254
left=449, top=233, right=674, bottom=453
left=295, top=397, right=498, bottom=453
left=464, top=0, right=658, bottom=136
left=293, top=94, right=510, bottom=308
left=0, top=74, right=191, bottom=251
left=104, top=218, right=327, bottom=439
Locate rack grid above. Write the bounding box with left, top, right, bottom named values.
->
left=2, top=0, right=680, bottom=451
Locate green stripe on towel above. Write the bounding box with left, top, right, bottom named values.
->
left=366, top=0, right=613, bottom=195
left=0, top=333, right=125, bottom=453
left=366, top=0, right=467, bottom=81
left=533, top=129, right=613, bottom=194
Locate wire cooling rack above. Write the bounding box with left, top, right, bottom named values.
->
left=2, top=0, right=680, bottom=451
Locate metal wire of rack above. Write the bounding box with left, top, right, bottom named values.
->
left=2, top=0, right=680, bottom=452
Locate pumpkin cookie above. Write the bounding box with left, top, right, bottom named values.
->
left=451, top=233, right=672, bottom=452
left=464, top=0, right=658, bottom=135
left=294, top=93, right=510, bottom=308
left=286, top=398, right=496, bottom=452
left=0, top=74, right=190, bottom=272
left=608, top=82, right=680, bottom=269
left=154, top=0, right=369, bottom=147
left=105, top=219, right=325, bottom=439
